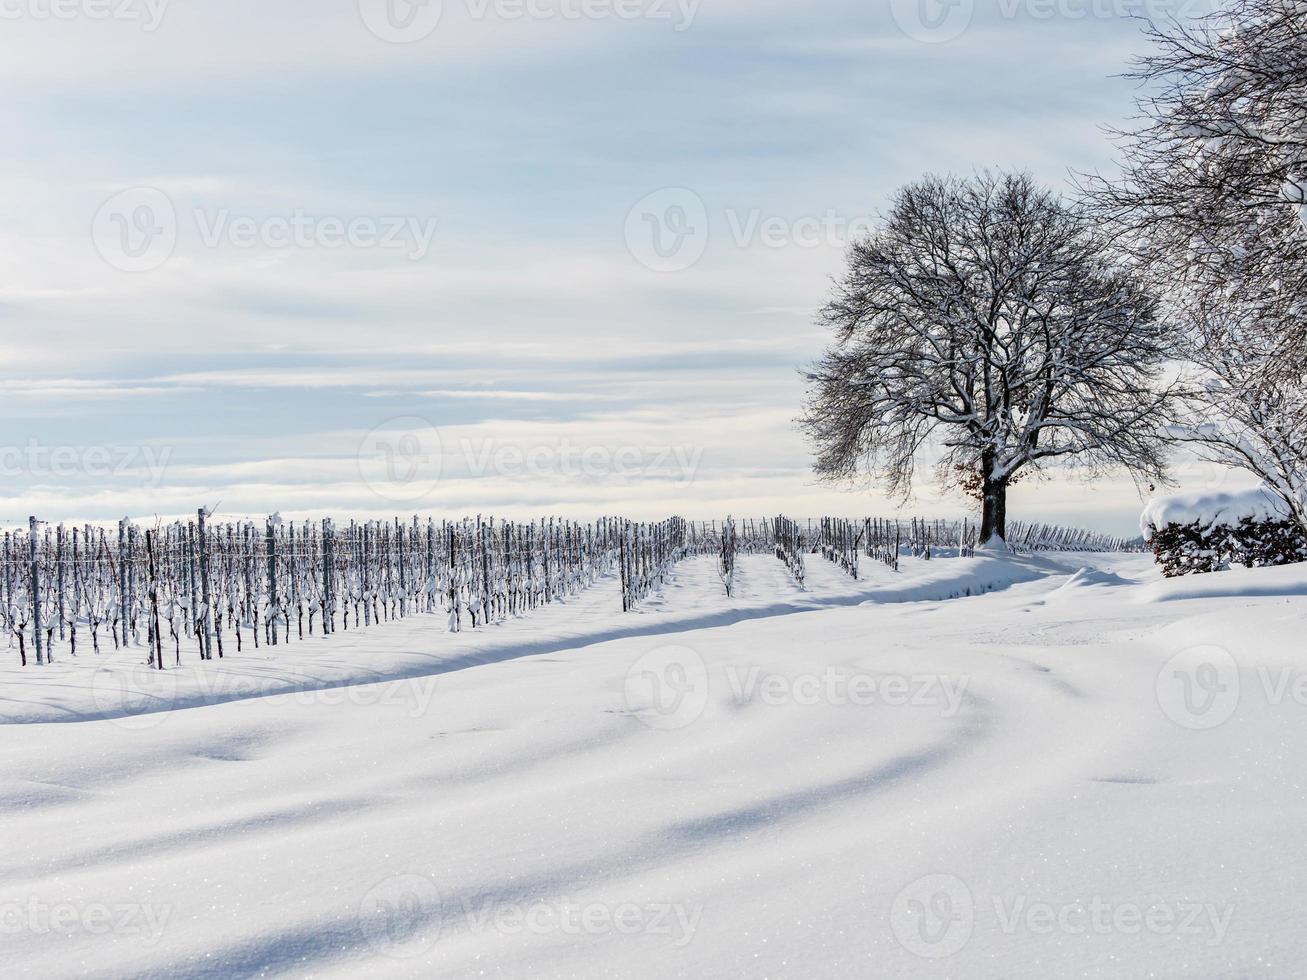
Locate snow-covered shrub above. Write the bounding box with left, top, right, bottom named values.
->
left=1141, top=488, right=1307, bottom=576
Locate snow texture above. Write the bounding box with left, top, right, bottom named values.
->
left=2, top=550, right=1305, bottom=978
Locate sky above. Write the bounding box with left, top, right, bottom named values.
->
left=0, top=0, right=1245, bottom=536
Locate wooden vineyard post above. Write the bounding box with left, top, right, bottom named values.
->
left=146, top=528, right=164, bottom=670
left=29, top=517, right=43, bottom=665
left=447, top=523, right=459, bottom=632
left=619, top=522, right=629, bottom=612
left=266, top=516, right=278, bottom=646
left=186, top=521, right=201, bottom=657
left=117, top=518, right=128, bottom=649
left=322, top=518, right=333, bottom=634
left=480, top=519, right=492, bottom=627
left=56, top=523, right=66, bottom=643
left=543, top=518, right=552, bottom=605
left=395, top=518, right=407, bottom=620
left=197, top=508, right=214, bottom=659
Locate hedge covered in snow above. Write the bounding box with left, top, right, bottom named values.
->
left=1141, top=488, right=1307, bottom=577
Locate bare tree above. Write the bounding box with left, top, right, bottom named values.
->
left=1086, top=0, right=1307, bottom=297
left=801, top=172, right=1177, bottom=544
left=1083, top=1, right=1307, bottom=522
left=1168, top=286, right=1307, bottom=530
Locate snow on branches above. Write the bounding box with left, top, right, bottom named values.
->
left=802, top=171, right=1177, bottom=544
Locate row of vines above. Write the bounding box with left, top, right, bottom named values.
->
left=2, top=513, right=1141, bottom=666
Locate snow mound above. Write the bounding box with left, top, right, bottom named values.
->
left=1046, top=567, right=1134, bottom=598
left=1137, top=559, right=1307, bottom=603
left=1140, top=486, right=1289, bottom=540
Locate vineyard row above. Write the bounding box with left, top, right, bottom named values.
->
left=1, top=513, right=1139, bottom=667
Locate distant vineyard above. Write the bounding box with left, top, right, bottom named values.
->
left=2, top=513, right=1142, bottom=666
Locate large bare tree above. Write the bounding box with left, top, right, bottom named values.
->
left=802, top=172, right=1177, bottom=544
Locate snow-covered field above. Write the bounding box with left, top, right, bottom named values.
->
left=3, top=550, right=1305, bottom=978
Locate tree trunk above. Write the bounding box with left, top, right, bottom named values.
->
left=980, top=471, right=1008, bottom=545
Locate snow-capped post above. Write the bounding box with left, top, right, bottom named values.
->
left=619, top=521, right=630, bottom=612
left=117, top=518, right=128, bottom=649
left=395, top=517, right=407, bottom=619
left=480, top=517, right=491, bottom=626
left=145, top=528, right=164, bottom=669
left=55, top=524, right=65, bottom=644
left=322, top=518, right=334, bottom=634
left=266, top=515, right=278, bottom=646
left=185, top=521, right=200, bottom=657
left=28, top=517, right=43, bottom=665
left=544, top=518, right=553, bottom=604
left=67, top=527, right=79, bottom=656
left=197, top=507, right=214, bottom=660
left=447, top=522, right=459, bottom=632
left=802, top=171, right=1178, bottom=546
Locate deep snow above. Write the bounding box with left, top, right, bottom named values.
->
left=2, top=550, right=1304, bottom=978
